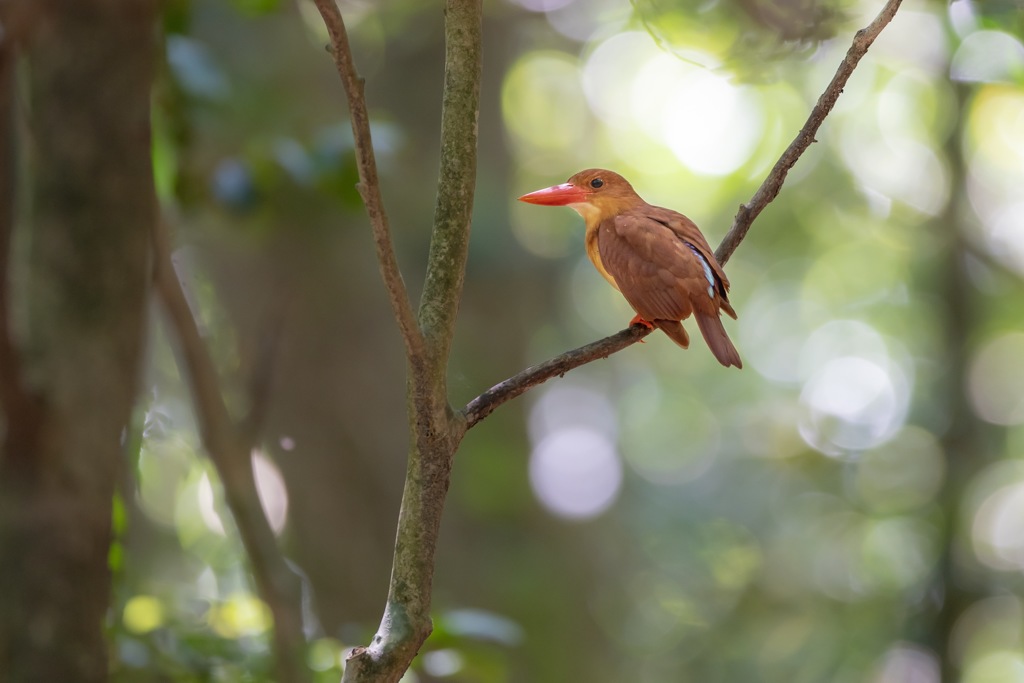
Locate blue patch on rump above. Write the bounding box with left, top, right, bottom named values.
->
left=686, top=244, right=715, bottom=298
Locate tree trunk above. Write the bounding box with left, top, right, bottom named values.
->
left=0, top=1, right=156, bottom=681
left=930, top=82, right=986, bottom=683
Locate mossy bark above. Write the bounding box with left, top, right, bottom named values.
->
left=340, top=1, right=482, bottom=681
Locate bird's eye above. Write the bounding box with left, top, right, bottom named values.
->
left=590, top=178, right=604, bottom=189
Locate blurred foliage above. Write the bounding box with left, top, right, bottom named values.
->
left=112, top=0, right=1024, bottom=681
left=632, top=0, right=852, bottom=71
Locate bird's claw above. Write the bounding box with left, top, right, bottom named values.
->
left=630, top=315, right=654, bottom=342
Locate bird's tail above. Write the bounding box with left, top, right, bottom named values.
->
left=694, top=312, right=742, bottom=368
left=654, top=320, right=689, bottom=349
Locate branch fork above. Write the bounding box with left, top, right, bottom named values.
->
left=308, top=0, right=905, bottom=680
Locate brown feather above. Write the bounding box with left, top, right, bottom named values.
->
left=694, top=312, right=742, bottom=368
left=654, top=320, right=689, bottom=349
left=595, top=206, right=740, bottom=367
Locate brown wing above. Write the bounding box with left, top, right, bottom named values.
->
left=597, top=212, right=720, bottom=323
left=642, top=206, right=736, bottom=318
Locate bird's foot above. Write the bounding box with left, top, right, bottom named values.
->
left=629, top=315, right=654, bottom=343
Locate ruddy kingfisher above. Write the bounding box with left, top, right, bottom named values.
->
left=519, top=169, right=742, bottom=368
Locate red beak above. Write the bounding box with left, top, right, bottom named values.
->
left=518, top=182, right=588, bottom=206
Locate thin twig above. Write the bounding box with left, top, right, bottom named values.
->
left=152, top=221, right=310, bottom=683
left=310, top=0, right=423, bottom=361
left=463, top=325, right=653, bottom=429
left=153, top=224, right=238, bottom=469
left=460, top=0, right=904, bottom=428
left=714, top=0, right=903, bottom=266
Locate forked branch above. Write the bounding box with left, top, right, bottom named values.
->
left=312, top=2, right=483, bottom=682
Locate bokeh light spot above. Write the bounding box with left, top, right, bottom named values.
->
left=421, top=649, right=464, bottom=678
left=207, top=593, right=272, bottom=639
left=963, top=650, right=1024, bottom=683
left=197, top=472, right=228, bottom=536
left=860, top=517, right=937, bottom=593
left=799, top=320, right=891, bottom=381
left=582, top=32, right=662, bottom=129
left=508, top=0, right=575, bottom=11
left=840, top=131, right=949, bottom=215
left=951, top=31, right=1024, bottom=84
left=442, top=607, right=525, bottom=646
left=968, top=332, right=1024, bottom=425
left=307, top=638, right=344, bottom=672
left=979, top=201, right=1024, bottom=276
left=528, top=383, right=617, bottom=442
left=799, top=355, right=909, bottom=456
left=137, top=438, right=194, bottom=527
left=951, top=596, right=1024, bottom=670
left=660, top=69, right=762, bottom=176
left=503, top=51, right=587, bottom=152
left=253, top=450, right=289, bottom=535
left=123, top=595, right=165, bottom=635
left=973, top=480, right=1024, bottom=571
left=529, top=427, right=622, bottom=519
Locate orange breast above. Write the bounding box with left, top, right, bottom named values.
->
left=585, top=224, right=619, bottom=291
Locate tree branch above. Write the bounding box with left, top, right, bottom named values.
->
left=152, top=221, right=310, bottom=683
left=310, top=0, right=423, bottom=362
left=714, top=0, right=903, bottom=266
left=418, top=0, right=482, bottom=376
left=333, top=3, right=483, bottom=681
left=462, top=324, right=653, bottom=429
left=461, top=0, right=904, bottom=428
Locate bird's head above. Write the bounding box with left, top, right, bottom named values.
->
left=518, top=169, right=644, bottom=223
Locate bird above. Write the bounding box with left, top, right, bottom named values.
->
left=518, top=169, right=742, bottom=368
